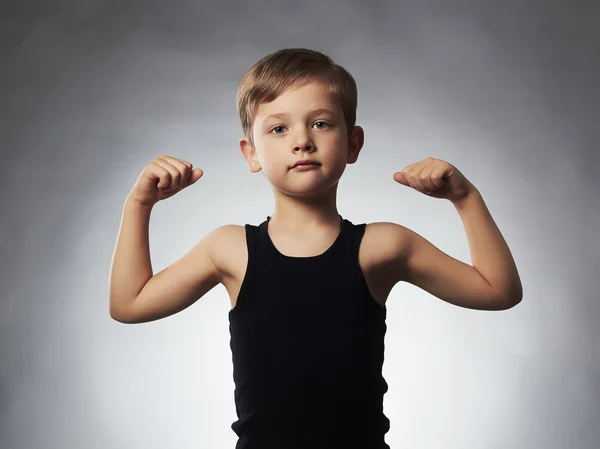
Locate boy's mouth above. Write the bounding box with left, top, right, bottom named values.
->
left=290, top=159, right=321, bottom=169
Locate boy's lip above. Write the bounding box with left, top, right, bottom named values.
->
left=290, top=159, right=320, bottom=169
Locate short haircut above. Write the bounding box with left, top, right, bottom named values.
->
left=236, top=48, right=358, bottom=146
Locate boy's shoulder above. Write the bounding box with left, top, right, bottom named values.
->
left=206, top=224, right=246, bottom=278
left=363, top=221, right=411, bottom=262
left=208, top=224, right=246, bottom=252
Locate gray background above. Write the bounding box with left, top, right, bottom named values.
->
left=1, top=0, right=599, bottom=448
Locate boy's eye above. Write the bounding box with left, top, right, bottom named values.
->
left=270, top=122, right=330, bottom=134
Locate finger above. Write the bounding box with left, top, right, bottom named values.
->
left=148, top=162, right=172, bottom=189
left=165, top=156, right=197, bottom=188
left=419, top=165, right=441, bottom=192
left=188, top=168, right=203, bottom=185
left=412, top=163, right=431, bottom=192
left=393, top=171, right=408, bottom=185
left=154, top=157, right=183, bottom=190
left=399, top=162, right=419, bottom=188
left=428, top=164, right=448, bottom=191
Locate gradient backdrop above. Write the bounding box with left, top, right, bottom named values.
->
left=1, top=0, right=599, bottom=448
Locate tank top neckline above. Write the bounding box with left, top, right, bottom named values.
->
left=260, top=214, right=349, bottom=261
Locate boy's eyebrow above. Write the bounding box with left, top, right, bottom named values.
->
left=263, top=108, right=337, bottom=121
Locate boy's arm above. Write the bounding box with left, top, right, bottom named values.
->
left=108, top=195, right=223, bottom=324
left=382, top=190, right=522, bottom=311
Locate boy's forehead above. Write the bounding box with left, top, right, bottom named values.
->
left=254, top=83, right=340, bottom=121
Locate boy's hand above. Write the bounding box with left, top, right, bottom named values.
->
left=393, top=157, right=475, bottom=203
left=130, top=155, right=203, bottom=207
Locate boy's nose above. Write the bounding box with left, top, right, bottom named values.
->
left=294, top=143, right=314, bottom=152
left=293, top=134, right=315, bottom=152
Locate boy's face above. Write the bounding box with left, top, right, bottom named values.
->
left=240, top=79, right=364, bottom=197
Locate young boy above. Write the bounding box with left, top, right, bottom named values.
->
left=109, top=48, right=523, bottom=449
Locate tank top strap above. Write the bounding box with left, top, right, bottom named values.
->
left=345, top=220, right=367, bottom=261
left=241, top=222, right=261, bottom=284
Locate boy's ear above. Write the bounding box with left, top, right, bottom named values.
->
left=347, top=126, right=365, bottom=164
left=239, top=137, right=262, bottom=173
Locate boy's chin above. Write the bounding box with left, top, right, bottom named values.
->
left=274, top=180, right=341, bottom=198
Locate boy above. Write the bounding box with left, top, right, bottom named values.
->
left=109, top=48, right=523, bottom=449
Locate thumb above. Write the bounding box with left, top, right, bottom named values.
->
left=188, top=168, right=204, bottom=185
left=393, top=171, right=409, bottom=186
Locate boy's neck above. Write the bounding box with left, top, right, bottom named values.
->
left=268, top=183, right=342, bottom=233
left=268, top=208, right=341, bottom=234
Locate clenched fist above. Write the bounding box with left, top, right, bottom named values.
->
left=129, top=155, right=203, bottom=207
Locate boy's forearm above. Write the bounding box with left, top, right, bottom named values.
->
left=108, top=194, right=154, bottom=316
left=452, top=189, right=523, bottom=305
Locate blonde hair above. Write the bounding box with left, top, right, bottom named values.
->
left=236, top=48, right=358, bottom=146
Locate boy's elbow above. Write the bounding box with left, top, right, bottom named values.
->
left=109, top=308, right=126, bottom=323
left=109, top=311, right=128, bottom=323
left=498, top=294, right=522, bottom=310
left=109, top=300, right=133, bottom=324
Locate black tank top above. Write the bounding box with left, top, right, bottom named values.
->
left=228, top=215, right=390, bottom=449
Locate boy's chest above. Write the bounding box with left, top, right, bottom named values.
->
left=219, top=223, right=403, bottom=311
